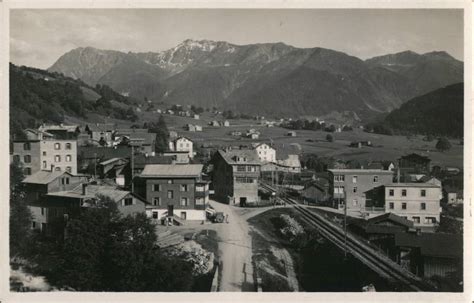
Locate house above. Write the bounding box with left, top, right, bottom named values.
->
left=443, top=185, right=463, bottom=205
left=210, top=121, right=220, bottom=127
left=287, top=131, right=296, bottom=137
left=210, top=148, right=261, bottom=206
left=22, top=170, right=89, bottom=234
left=12, top=133, right=78, bottom=175
left=398, top=153, right=431, bottom=178
left=349, top=141, right=372, bottom=148
left=46, top=183, right=147, bottom=220
left=186, top=124, right=197, bottom=132
left=77, top=146, right=132, bottom=174
left=349, top=213, right=414, bottom=258
left=85, top=123, right=115, bottom=147
left=383, top=182, right=442, bottom=229
left=328, top=169, right=394, bottom=211
left=97, top=158, right=128, bottom=186
left=252, top=143, right=276, bottom=163
left=123, top=154, right=174, bottom=188
left=169, top=130, right=178, bottom=140
left=135, top=164, right=209, bottom=224
left=195, top=125, right=203, bottom=132
left=162, top=151, right=191, bottom=164
left=301, top=181, right=329, bottom=204
left=194, top=114, right=200, bottom=120
left=247, top=133, right=259, bottom=140
left=168, top=136, right=194, bottom=159
left=38, top=124, right=80, bottom=139
left=395, top=232, right=462, bottom=278
left=22, top=129, right=54, bottom=141
left=113, top=129, right=156, bottom=154
left=222, top=120, right=230, bottom=127
left=274, top=144, right=302, bottom=173
left=230, top=131, right=242, bottom=137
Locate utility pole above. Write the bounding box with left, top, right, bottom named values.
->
left=131, top=144, right=135, bottom=193
left=343, top=187, right=347, bottom=259
left=93, top=153, right=97, bottom=178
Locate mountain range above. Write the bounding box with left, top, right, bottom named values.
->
left=48, top=39, right=463, bottom=119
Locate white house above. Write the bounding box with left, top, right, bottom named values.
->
left=169, top=136, right=194, bottom=159
left=252, top=143, right=276, bottom=163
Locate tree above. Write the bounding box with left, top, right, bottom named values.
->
left=326, top=134, right=334, bottom=142
left=10, top=161, right=32, bottom=256
left=98, top=137, right=107, bottom=147
left=436, top=137, right=452, bottom=152
left=148, top=115, right=169, bottom=153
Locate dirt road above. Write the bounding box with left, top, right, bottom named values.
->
left=209, top=200, right=255, bottom=291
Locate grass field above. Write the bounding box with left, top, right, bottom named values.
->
left=66, top=110, right=463, bottom=169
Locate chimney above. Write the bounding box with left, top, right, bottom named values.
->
left=82, top=183, right=88, bottom=195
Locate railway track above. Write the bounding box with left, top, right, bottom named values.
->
left=259, top=182, right=434, bottom=291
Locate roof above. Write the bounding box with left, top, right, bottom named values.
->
left=328, top=169, right=394, bottom=175
left=385, top=182, right=440, bottom=188
left=217, top=149, right=261, bottom=165
left=395, top=233, right=462, bottom=258
left=86, top=123, right=115, bottom=132
left=99, top=157, right=125, bottom=166
left=23, top=170, right=70, bottom=185
left=367, top=213, right=414, bottom=227
left=172, top=136, right=193, bottom=143
left=122, top=132, right=157, bottom=145
left=140, top=164, right=203, bottom=178
left=133, top=154, right=174, bottom=168
left=78, top=146, right=132, bottom=160
left=115, top=128, right=149, bottom=135
left=39, top=124, right=78, bottom=132
left=47, top=184, right=130, bottom=202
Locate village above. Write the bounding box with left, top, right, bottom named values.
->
left=9, top=107, right=464, bottom=292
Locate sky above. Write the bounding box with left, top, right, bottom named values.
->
left=10, top=9, right=464, bottom=69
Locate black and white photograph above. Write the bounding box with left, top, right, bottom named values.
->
left=2, top=0, right=471, bottom=301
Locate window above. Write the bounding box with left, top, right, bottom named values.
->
left=42, top=151, right=47, bottom=156
left=24, top=168, right=31, bottom=175
left=66, top=155, right=72, bottom=162
left=236, top=177, right=254, bottom=183
left=32, top=222, right=36, bottom=228
left=66, top=143, right=72, bottom=150
left=55, top=167, right=61, bottom=171
left=237, top=166, right=246, bottom=172
left=389, top=189, right=394, bottom=196
left=180, top=184, right=188, bottom=192
left=13, top=155, right=20, bottom=162
left=352, top=176, right=358, bottom=183
left=23, top=143, right=31, bottom=150
left=24, top=155, right=31, bottom=163
left=402, top=189, right=407, bottom=197
left=55, top=155, right=61, bottom=162
left=152, top=211, right=158, bottom=219
left=124, top=198, right=133, bottom=206
left=41, top=208, right=45, bottom=216
left=54, top=143, right=61, bottom=150
left=373, top=176, right=378, bottom=182
left=167, top=190, right=174, bottom=199
left=180, top=197, right=188, bottom=206
left=412, top=216, right=420, bottom=223
left=353, top=187, right=357, bottom=193
left=153, top=184, right=161, bottom=192
left=65, top=178, right=70, bottom=184
left=421, top=189, right=426, bottom=197
left=352, top=199, right=358, bottom=206
left=402, top=203, right=407, bottom=210
left=389, top=202, right=394, bottom=209
left=425, top=217, right=436, bottom=224
left=180, top=211, right=187, bottom=220
left=43, top=161, right=47, bottom=169
left=167, top=180, right=173, bottom=184
left=66, top=167, right=72, bottom=173
left=334, top=186, right=344, bottom=194
left=153, top=197, right=161, bottom=206
left=420, top=203, right=426, bottom=210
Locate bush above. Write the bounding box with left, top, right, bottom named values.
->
left=326, top=134, right=334, bottom=142
left=436, top=137, right=452, bottom=152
